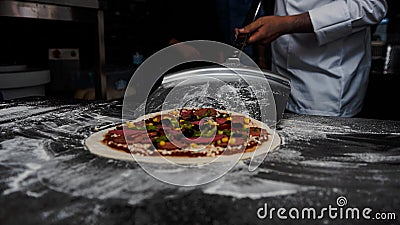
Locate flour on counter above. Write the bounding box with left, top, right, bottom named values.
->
left=1, top=137, right=51, bottom=196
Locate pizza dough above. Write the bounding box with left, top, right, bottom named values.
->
left=84, top=109, right=281, bottom=164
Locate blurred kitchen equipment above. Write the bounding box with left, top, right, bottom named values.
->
left=72, top=65, right=135, bottom=100
left=371, top=18, right=389, bottom=73
left=133, top=52, right=144, bottom=66
left=373, top=18, right=388, bottom=43
left=0, top=65, right=50, bottom=100
left=384, top=44, right=400, bottom=74
left=105, top=65, right=135, bottom=100
left=25, top=0, right=99, bottom=8
left=371, top=41, right=386, bottom=73
left=0, top=65, right=27, bottom=73
left=0, top=0, right=106, bottom=99
left=48, top=48, right=80, bottom=95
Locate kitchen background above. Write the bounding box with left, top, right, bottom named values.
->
left=0, top=0, right=399, bottom=120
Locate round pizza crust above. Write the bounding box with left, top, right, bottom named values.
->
left=84, top=110, right=281, bottom=164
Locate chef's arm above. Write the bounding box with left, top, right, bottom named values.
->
left=235, top=13, right=313, bottom=45
left=236, top=0, right=388, bottom=46
left=309, top=0, right=388, bottom=45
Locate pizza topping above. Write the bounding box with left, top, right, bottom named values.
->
left=180, top=109, right=194, bottom=119
left=158, top=141, right=179, bottom=150
left=193, top=108, right=217, bottom=118
left=102, top=108, right=270, bottom=157
left=215, top=117, right=228, bottom=125
left=250, top=127, right=262, bottom=136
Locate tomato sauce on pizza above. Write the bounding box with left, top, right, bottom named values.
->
left=102, top=108, right=269, bottom=157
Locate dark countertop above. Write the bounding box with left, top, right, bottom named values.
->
left=0, top=97, right=399, bottom=225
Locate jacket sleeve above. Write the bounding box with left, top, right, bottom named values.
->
left=308, top=0, right=388, bottom=46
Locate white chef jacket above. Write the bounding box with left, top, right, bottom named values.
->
left=271, top=0, right=388, bottom=117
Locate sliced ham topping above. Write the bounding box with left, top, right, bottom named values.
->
left=103, top=108, right=269, bottom=156
left=190, top=121, right=201, bottom=126
left=129, top=134, right=152, bottom=144
left=108, top=136, right=126, bottom=144
left=231, top=116, right=246, bottom=125
left=188, top=134, right=225, bottom=143
left=181, top=109, right=192, bottom=116
left=180, top=109, right=193, bottom=119
left=215, top=117, right=228, bottom=125
left=193, top=108, right=216, bottom=117
left=212, top=134, right=225, bottom=141
left=218, top=123, right=231, bottom=130
left=108, top=129, right=147, bottom=135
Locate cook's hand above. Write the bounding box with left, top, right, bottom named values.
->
left=235, top=16, right=287, bottom=45
left=235, top=13, right=313, bottom=45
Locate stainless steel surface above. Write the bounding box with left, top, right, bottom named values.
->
left=0, top=64, right=27, bottom=72
left=18, top=0, right=99, bottom=9
left=384, top=44, right=400, bottom=74
left=0, top=69, right=50, bottom=100
left=0, top=0, right=97, bottom=21
left=0, top=0, right=107, bottom=100
left=0, top=69, right=50, bottom=89
left=162, top=66, right=291, bottom=124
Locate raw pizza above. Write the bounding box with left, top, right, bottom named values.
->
left=85, top=108, right=280, bottom=164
